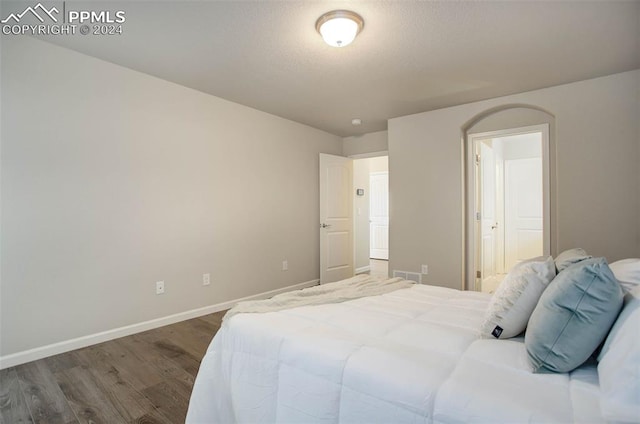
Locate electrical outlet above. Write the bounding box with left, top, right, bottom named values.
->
left=282, top=260, right=288, bottom=271
left=156, top=281, right=165, bottom=295
left=421, top=264, right=429, bottom=274
left=203, top=273, right=211, bottom=286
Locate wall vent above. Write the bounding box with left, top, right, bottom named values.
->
left=393, top=270, right=422, bottom=283
left=392, top=270, right=406, bottom=279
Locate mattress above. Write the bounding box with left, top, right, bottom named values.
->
left=187, top=284, right=604, bottom=423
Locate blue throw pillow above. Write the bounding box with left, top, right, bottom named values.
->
left=525, top=257, right=623, bottom=373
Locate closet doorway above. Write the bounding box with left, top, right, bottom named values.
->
left=467, top=125, right=550, bottom=293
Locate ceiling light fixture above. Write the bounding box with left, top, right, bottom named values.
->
left=316, top=10, right=364, bottom=48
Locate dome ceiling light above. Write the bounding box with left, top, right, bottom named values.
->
left=315, top=10, right=364, bottom=48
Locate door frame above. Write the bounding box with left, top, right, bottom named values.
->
left=348, top=151, right=389, bottom=274
left=465, top=124, right=550, bottom=291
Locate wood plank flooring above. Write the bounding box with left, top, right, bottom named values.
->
left=0, top=310, right=226, bottom=424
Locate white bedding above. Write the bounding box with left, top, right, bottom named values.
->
left=187, top=284, right=605, bottom=423
left=223, top=275, right=413, bottom=322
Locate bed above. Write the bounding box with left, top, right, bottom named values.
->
left=186, top=254, right=640, bottom=424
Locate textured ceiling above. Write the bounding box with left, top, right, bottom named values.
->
left=21, top=0, right=640, bottom=136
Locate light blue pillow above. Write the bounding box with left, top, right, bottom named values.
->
left=525, top=257, right=623, bottom=373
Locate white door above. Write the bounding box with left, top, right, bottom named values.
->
left=369, top=172, right=389, bottom=260
left=478, top=142, right=498, bottom=287
left=504, top=157, right=543, bottom=269
left=320, top=154, right=354, bottom=283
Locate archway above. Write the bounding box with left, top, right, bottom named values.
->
left=462, top=106, right=556, bottom=291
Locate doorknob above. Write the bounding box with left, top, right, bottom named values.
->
left=320, top=223, right=332, bottom=228
left=491, top=223, right=499, bottom=229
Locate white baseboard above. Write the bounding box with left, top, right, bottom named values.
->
left=355, top=265, right=371, bottom=274
left=0, top=278, right=319, bottom=370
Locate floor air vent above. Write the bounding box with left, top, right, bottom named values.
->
left=393, top=270, right=422, bottom=283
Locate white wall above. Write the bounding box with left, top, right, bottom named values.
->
left=389, top=70, right=640, bottom=289
left=495, top=133, right=542, bottom=160
left=369, top=156, right=389, bottom=173
left=343, top=130, right=388, bottom=157
left=0, top=37, right=342, bottom=359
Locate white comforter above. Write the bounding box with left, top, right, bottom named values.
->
left=187, top=284, right=604, bottom=423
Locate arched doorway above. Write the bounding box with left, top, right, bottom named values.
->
left=462, top=106, right=556, bottom=291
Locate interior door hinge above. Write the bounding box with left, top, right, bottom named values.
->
left=476, top=270, right=482, bottom=278
left=476, top=212, right=481, bottom=221
left=475, top=154, right=480, bottom=165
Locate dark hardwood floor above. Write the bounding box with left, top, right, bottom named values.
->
left=0, top=310, right=226, bottom=424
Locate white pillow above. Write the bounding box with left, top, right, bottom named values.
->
left=480, top=256, right=556, bottom=339
left=609, top=258, right=640, bottom=293
left=597, top=285, right=640, bottom=422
